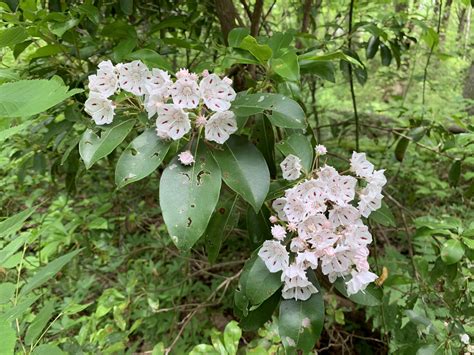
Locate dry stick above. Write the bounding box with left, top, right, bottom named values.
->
left=347, top=0, right=360, bottom=151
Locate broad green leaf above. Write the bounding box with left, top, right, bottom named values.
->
left=49, top=18, right=79, bottom=37
left=212, top=136, right=270, bottom=212
left=120, top=0, right=133, bottom=15
left=334, top=278, right=382, bottom=306
left=299, top=50, right=363, bottom=67
left=25, top=301, right=55, bottom=345
left=204, top=194, right=239, bottom=264
left=246, top=205, right=272, bottom=248
left=223, top=321, right=242, bottom=355
left=300, top=60, right=335, bottom=82
left=79, top=119, right=135, bottom=169
left=0, top=26, right=27, bottom=48
left=395, top=137, right=409, bottom=162
left=240, top=289, right=280, bottom=331
left=2, top=294, right=41, bottom=321
left=369, top=202, right=396, bottom=227
left=380, top=43, right=392, bottom=66
left=232, top=93, right=306, bottom=129
left=276, top=133, right=313, bottom=173
left=29, top=44, right=65, bottom=60
left=0, top=318, right=16, bottom=355
left=189, top=344, right=219, bottom=355
left=113, top=38, right=137, bottom=62
left=366, top=35, right=380, bottom=59
left=0, top=282, right=16, bottom=304
left=448, top=160, right=461, bottom=187
left=267, top=32, right=294, bottom=57
left=251, top=115, right=276, bottom=177
left=126, top=49, right=173, bottom=72
left=159, top=144, right=221, bottom=251
left=115, top=129, right=170, bottom=188
left=271, top=50, right=300, bottom=81
left=279, top=279, right=324, bottom=353
left=0, top=206, right=35, bottom=237
left=228, top=27, right=250, bottom=47
left=32, top=344, right=65, bottom=355
left=404, top=310, right=437, bottom=334
left=245, top=256, right=281, bottom=306
left=440, top=239, right=464, bottom=265
left=20, top=249, right=81, bottom=297
left=239, top=35, right=273, bottom=64
left=0, top=79, right=82, bottom=118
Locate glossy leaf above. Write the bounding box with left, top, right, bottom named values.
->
left=271, top=50, right=300, bottom=81
left=300, top=60, right=335, bottom=82
left=245, top=256, right=282, bottom=306
left=159, top=144, right=221, bottom=251
left=366, top=36, right=380, bottom=59
left=267, top=32, right=294, bottom=57
left=279, top=279, right=324, bottom=353
left=440, top=239, right=464, bottom=265
left=251, top=115, right=276, bottom=177
left=246, top=204, right=272, bottom=248
left=276, top=133, right=313, bottom=173
left=212, top=136, right=270, bottom=212
left=0, top=26, right=27, bottom=48
left=333, top=278, right=382, bottom=306
left=239, top=35, right=272, bottom=64
left=380, top=43, right=392, bottom=66
left=232, top=93, right=306, bottom=129
left=228, top=27, right=250, bottom=47
left=115, top=129, right=171, bottom=188
left=240, top=289, right=280, bottom=331
left=395, top=137, right=409, bottom=162
left=79, top=119, right=135, bottom=169
left=0, top=79, right=82, bottom=118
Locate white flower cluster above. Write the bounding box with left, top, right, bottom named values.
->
left=259, top=149, right=387, bottom=301
left=85, top=61, right=238, bottom=144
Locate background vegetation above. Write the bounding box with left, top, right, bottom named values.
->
left=0, top=0, right=473, bottom=354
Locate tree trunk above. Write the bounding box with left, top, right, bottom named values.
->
left=463, top=62, right=474, bottom=116
left=214, top=0, right=241, bottom=45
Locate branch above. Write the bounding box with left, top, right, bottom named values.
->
left=250, top=0, right=264, bottom=36
left=347, top=0, right=360, bottom=151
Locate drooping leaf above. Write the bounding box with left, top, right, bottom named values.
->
left=232, top=93, right=306, bottom=129
left=212, top=136, right=270, bottom=212
left=448, top=160, right=461, bottom=187
left=395, top=137, right=409, bottom=162
left=25, top=301, right=55, bottom=345
left=276, top=133, right=313, bottom=173
left=267, top=32, right=294, bottom=57
left=115, top=129, right=170, bottom=188
left=279, top=278, right=324, bottom=353
left=79, top=119, right=135, bottom=169
left=300, top=60, right=335, bottom=82
left=0, top=79, right=82, bottom=118
left=19, top=249, right=82, bottom=297
left=333, top=278, right=382, bottom=306
left=0, top=206, right=36, bottom=237
left=380, top=43, right=392, bottom=66
left=159, top=144, right=221, bottom=251
left=366, top=35, right=380, bottom=59
left=440, top=239, right=464, bottom=265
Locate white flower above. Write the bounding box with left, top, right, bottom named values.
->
left=358, top=185, right=383, bottom=217
left=176, top=68, right=198, bottom=81
left=283, top=193, right=309, bottom=224
left=325, top=175, right=357, bottom=206
left=272, top=198, right=288, bottom=221
left=118, top=60, right=151, bottom=96
left=280, top=155, right=302, bottom=181
left=204, top=111, right=238, bottom=144
left=290, top=237, right=306, bottom=252
left=314, top=144, right=327, bottom=156
left=296, top=251, right=319, bottom=269
left=88, top=60, right=119, bottom=97
left=342, top=224, right=372, bottom=249
left=144, top=92, right=167, bottom=118
left=155, top=104, right=191, bottom=140
left=195, top=115, right=207, bottom=128
left=84, top=92, right=115, bottom=125
left=169, top=74, right=200, bottom=109
left=199, top=74, right=236, bottom=112
left=145, top=68, right=171, bottom=95
left=346, top=270, right=378, bottom=295
left=368, top=169, right=387, bottom=187
left=178, top=150, right=194, bottom=166
left=350, top=152, right=374, bottom=178
left=297, top=214, right=330, bottom=240
left=460, top=333, right=470, bottom=345
left=271, top=225, right=287, bottom=241
left=258, top=240, right=289, bottom=273
left=329, top=205, right=360, bottom=227
left=320, top=245, right=352, bottom=275
left=281, top=263, right=318, bottom=301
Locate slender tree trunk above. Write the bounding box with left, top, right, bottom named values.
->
left=463, top=62, right=474, bottom=116
left=250, top=0, right=264, bottom=37
left=214, top=0, right=241, bottom=45
left=296, top=0, right=313, bottom=49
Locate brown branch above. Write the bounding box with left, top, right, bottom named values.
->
left=296, top=0, right=313, bottom=49
left=250, top=0, right=264, bottom=36
left=214, top=0, right=243, bottom=45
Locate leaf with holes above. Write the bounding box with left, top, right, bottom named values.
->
left=279, top=277, right=324, bottom=353
left=79, top=119, right=135, bottom=169
left=232, top=93, right=306, bottom=129
left=212, top=136, right=270, bottom=212
left=115, top=129, right=171, bottom=188
left=159, top=144, right=222, bottom=251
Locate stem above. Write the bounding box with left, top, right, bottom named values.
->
left=347, top=0, right=360, bottom=151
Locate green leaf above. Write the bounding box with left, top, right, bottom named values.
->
left=159, top=144, right=221, bottom=251
left=380, top=43, right=392, bottom=66
left=251, top=115, right=276, bottom=177
left=0, top=121, right=31, bottom=143
left=0, top=282, right=16, bottom=304
left=440, top=239, right=464, bottom=265
left=271, top=50, right=300, bottom=81
left=0, top=206, right=35, bottom=237
left=212, top=136, right=270, bottom=212
left=395, top=137, right=409, bottom=162
left=79, top=119, right=135, bottom=169
left=232, top=93, right=306, bottom=129
left=369, top=202, right=396, bottom=227
left=245, top=256, right=281, bottom=306
left=267, top=32, right=294, bottom=57
left=204, top=194, right=239, bottom=264
left=333, top=278, right=382, bottom=306
left=223, top=321, right=242, bottom=355
left=299, top=50, right=363, bottom=67
left=0, top=26, right=27, bottom=48
left=20, top=249, right=81, bottom=297
left=0, top=318, right=16, bottom=355
left=239, top=35, right=273, bottom=64
left=0, top=79, right=82, bottom=118
left=25, top=301, right=55, bottom=345
left=0, top=235, right=28, bottom=266
left=228, top=28, right=250, bottom=47
left=120, top=0, right=133, bottom=15
left=3, top=294, right=41, bottom=321
left=366, top=36, right=380, bottom=59
left=115, top=129, right=170, bottom=188
left=126, top=49, right=173, bottom=72
left=279, top=279, right=324, bottom=353
left=246, top=205, right=272, bottom=248
left=49, top=18, right=79, bottom=37
left=113, top=38, right=137, bottom=62
left=276, top=133, right=313, bottom=173
left=448, top=160, right=461, bottom=187
left=189, top=344, right=219, bottom=355
left=29, top=44, right=65, bottom=60
left=32, top=344, right=65, bottom=355
left=300, top=60, right=335, bottom=82
left=240, top=289, right=280, bottom=331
